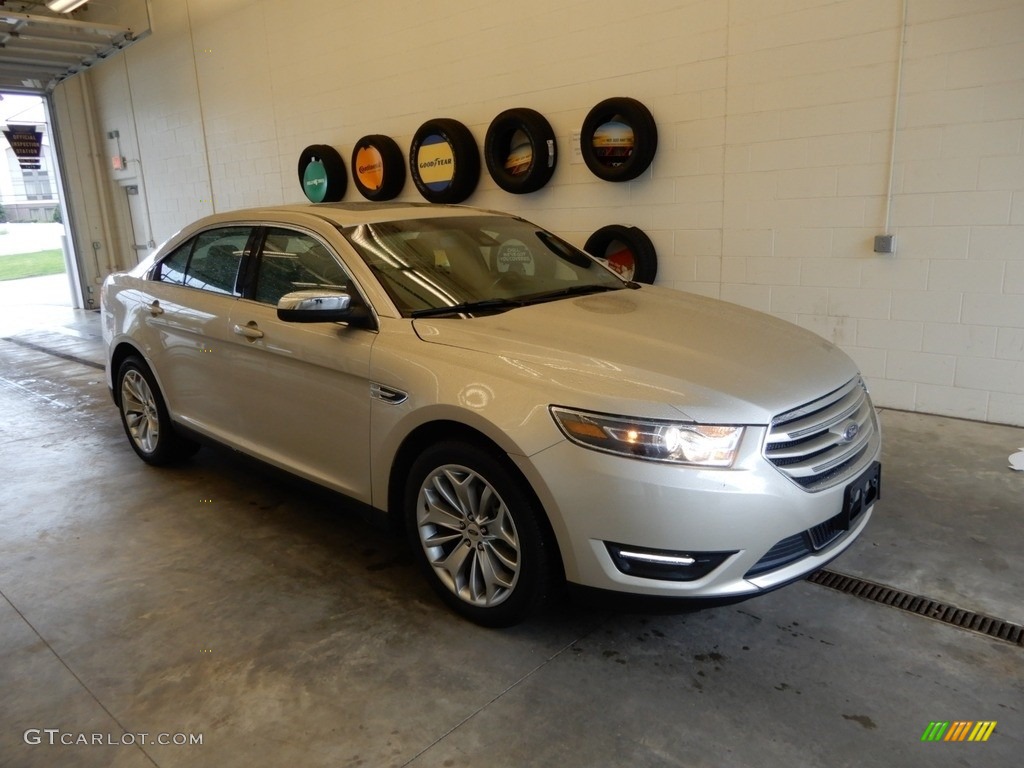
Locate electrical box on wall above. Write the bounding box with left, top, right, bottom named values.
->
left=874, top=234, right=896, bottom=254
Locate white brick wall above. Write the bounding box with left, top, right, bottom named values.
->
left=63, top=0, right=1024, bottom=425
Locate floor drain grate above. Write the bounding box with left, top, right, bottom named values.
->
left=808, top=569, right=1024, bottom=647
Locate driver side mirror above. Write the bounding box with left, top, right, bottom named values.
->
left=277, top=290, right=373, bottom=327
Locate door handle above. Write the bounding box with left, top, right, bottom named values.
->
left=148, top=300, right=164, bottom=316
left=233, top=323, right=264, bottom=340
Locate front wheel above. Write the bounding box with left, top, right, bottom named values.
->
left=116, top=356, right=198, bottom=465
left=406, top=442, right=554, bottom=626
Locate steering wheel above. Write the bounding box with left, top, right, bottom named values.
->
left=489, top=270, right=529, bottom=291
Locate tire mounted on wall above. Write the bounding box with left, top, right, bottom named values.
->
left=484, top=108, right=557, bottom=194
left=580, top=97, right=658, bottom=182
left=409, top=118, right=480, bottom=204
left=584, top=224, right=658, bottom=284
left=351, top=134, right=406, bottom=201
left=297, top=144, right=347, bottom=202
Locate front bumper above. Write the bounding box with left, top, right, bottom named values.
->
left=514, top=425, right=879, bottom=600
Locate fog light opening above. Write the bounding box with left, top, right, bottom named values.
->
left=605, top=543, right=735, bottom=582
left=617, top=550, right=696, bottom=566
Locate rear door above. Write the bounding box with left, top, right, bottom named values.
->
left=225, top=226, right=377, bottom=501
left=143, top=225, right=254, bottom=440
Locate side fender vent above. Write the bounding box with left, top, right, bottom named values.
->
left=370, top=382, right=408, bottom=405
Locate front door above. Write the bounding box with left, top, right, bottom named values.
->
left=224, top=226, right=376, bottom=502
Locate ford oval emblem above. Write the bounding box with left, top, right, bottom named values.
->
left=840, top=421, right=860, bottom=443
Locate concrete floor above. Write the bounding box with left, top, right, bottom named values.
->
left=1, top=280, right=1022, bottom=768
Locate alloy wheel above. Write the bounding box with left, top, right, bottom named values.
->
left=416, top=464, right=521, bottom=607
left=120, top=369, right=160, bottom=454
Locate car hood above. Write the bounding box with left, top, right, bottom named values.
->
left=412, top=285, right=859, bottom=424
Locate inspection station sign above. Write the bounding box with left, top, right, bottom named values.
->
left=3, top=124, right=43, bottom=170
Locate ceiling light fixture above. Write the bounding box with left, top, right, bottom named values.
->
left=46, top=0, right=90, bottom=13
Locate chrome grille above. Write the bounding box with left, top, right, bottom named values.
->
left=764, top=377, right=879, bottom=492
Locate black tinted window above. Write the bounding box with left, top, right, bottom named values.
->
left=156, top=242, right=190, bottom=285
left=254, top=228, right=351, bottom=305
left=182, top=227, right=251, bottom=295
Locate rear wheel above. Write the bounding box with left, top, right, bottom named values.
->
left=117, top=356, right=198, bottom=465
left=406, top=441, right=553, bottom=626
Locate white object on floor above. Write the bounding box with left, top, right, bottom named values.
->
left=1010, top=449, right=1024, bottom=471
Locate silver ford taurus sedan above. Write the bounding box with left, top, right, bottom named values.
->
left=102, top=202, right=881, bottom=626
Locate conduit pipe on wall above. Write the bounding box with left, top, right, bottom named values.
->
left=184, top=0, right=216, bottom=215
left=881, top=0, right=909, bottom=241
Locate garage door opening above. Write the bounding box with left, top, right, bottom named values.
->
left=0, top=2, right=149, bottom=316
left=0, top=91, right=79, bottom=311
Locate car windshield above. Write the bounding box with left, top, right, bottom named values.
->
left=340, top=215, right=626, bottom=317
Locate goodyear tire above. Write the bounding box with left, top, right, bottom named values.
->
left=351, top=135, right=405, bottom=201
left=409, top=118, right=480, bottom=204
left=580, top=97, right=657, bottom=182
left=297, top=144, right=347, bottom=202
left=584, top=225, right=658, bottom=284
left=484, top=108, right=557, bottom=194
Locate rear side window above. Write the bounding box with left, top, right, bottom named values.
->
left=184, top=228, right=251, bottom=294
left=156, top=242, right=190, bottom=285
left=154, top=226, right=252, bottom=295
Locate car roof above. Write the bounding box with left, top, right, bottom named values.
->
left=208, top=202, right=507, bottom=229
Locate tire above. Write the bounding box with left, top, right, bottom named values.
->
left=406, top=441, right=553, bottom=626
left=584, top=224, right=659, bottom=284
left=408, top=118, right=480, bottom=204
left=484, top=108, right=557, bottom=194
left=297, top=144, right=347, bottom=202
left=116, top=356, right=198, bottom=465
left=351, top=134, right=406, bottom=201
left=580, top=97, right=658, bottom=182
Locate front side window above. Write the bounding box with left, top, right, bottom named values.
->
left=254, top=228, right=353, bottom=305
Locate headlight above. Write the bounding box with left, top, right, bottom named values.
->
left=550, top=406, right=744, bottom=467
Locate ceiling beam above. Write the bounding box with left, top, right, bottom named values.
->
left=0, top=11, right=133, bottom=40
left=0, top=6, right=140, bottom=94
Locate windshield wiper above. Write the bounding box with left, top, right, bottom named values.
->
left=522, top=284, right=623, bottom=304
left=410, top=284, right=632, bottom=318
left=410, top=298, right=527, bottom=318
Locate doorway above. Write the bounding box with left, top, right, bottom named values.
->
left=0, top=92, right=80, bottom=309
